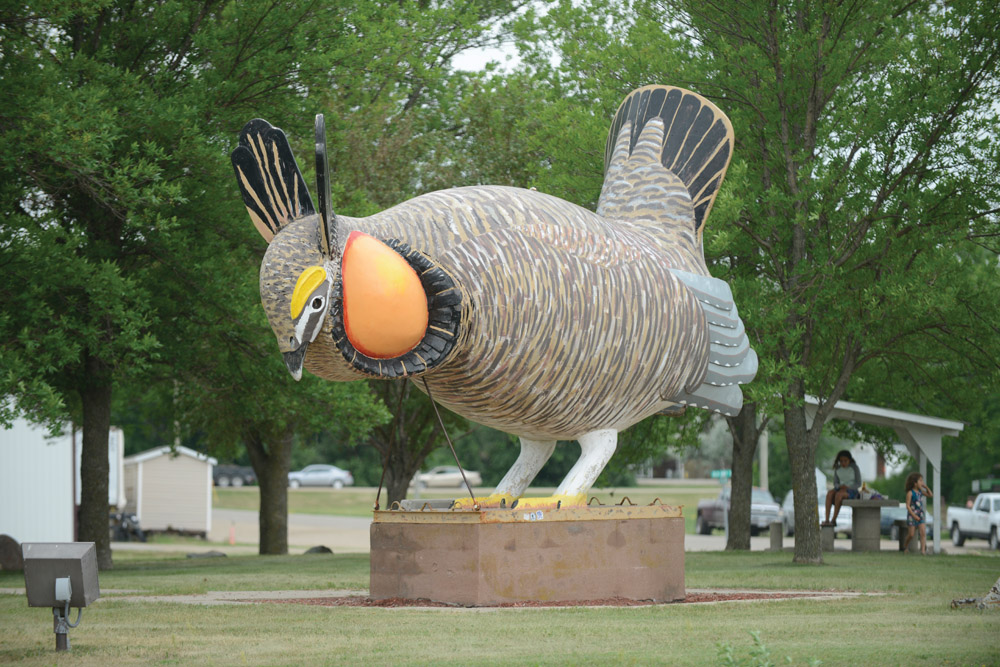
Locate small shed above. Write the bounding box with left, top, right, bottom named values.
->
left=123, top=445, right=216, bottom=536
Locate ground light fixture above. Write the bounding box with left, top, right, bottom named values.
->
left=22, top=542, right=100, bottom=651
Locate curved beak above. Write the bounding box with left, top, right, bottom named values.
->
left=283, top=344, right=307, bottom=381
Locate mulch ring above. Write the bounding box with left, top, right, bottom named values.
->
left=244, top=590, right=854, bottom=608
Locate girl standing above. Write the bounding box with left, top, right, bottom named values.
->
left=902, top=472, right=933, bottom=554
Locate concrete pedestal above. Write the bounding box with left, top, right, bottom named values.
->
left=821, top=524, right=835, bottom=551
left=768, top=522, right=783, bottom=551
left=843, top=498, right=897, bottom=552
left=370, top=503, right=684, bottom=606
left=894, top=519, right=920, bottom=553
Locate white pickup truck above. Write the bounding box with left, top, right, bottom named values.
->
left=947, top=493, right=1000, bottom=549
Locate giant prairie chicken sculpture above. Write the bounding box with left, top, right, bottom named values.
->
left=232, top=85, right=757, bottom=508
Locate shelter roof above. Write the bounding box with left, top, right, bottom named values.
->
left=804, top=396, right=964, bottom=436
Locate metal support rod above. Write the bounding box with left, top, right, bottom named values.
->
left=422, top=378, right=478, bottom=510
left=53, top=607, right=70, bottom=652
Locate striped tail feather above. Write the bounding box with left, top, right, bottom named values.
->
left=601, top=85, right=734, bottom=239
left=231, top=119, right=315, bottom=242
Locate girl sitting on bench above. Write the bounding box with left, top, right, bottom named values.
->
left=823, top=450, right=861, bottom=526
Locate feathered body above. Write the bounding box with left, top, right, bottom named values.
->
left=267, top=185, right=709, bottom=441
left=235, top=85, right=757, bottom=505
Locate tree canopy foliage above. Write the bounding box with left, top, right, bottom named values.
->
left=497, top=0, right=1000, bottom=560
left=0, top=0, right=530, bottom=564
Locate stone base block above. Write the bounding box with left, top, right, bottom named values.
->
left=370, top=504, right=684, bottom=606
left=768, top=522, right=783, bottom=551
left=894, top=520, right=920, bottom=553
left=821, top=524, right=835, bottom=551
left=844, top=498, right=897, bottom=552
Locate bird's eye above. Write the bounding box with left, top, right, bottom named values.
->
left=312, top=297, right=323, bottom=309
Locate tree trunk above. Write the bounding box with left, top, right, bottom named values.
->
left=379, top=420, right=443, bottom=507
left=726, top=404, right=761, bottom=550
left=244, top=426, right=293, bottom=555
left=369, top=380, right=446, bottom=507
left=785, top=400, right=822, bottom=564
left=383, top=451, right=415, bottom=509
left=79, top=351, right=113, bottom=570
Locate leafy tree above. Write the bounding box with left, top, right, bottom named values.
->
left=173, top=335, right=387, bottom=553
left=282, top=7, right=547, bottom=505
left=941, top=396, right=1000, bottom=503
left=0, top=0, right=530, bottom=565
left=364, top=381, right=471, bottom=507
left=2, top=0, right=365, bottom=565
left=514, top=0, right=1000, bottom=562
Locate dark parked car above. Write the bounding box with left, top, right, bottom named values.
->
left=880, top=505, right=934, bottom=540
left=214, top=464, right=257, bottom=487
left=288, top=464, right=354, bottom=488
left=696, top=487, right=781, bottom=536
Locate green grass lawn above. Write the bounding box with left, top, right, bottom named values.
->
left=215, top=486, right=379, bottom=518
left=1, top=549, right=997, bottom=665
left=216, top=481, right=721, bottom=532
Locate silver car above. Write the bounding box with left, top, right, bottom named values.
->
left=413, top=465, right=483, bottom=488
left=288, top=464, right=353, bottom=488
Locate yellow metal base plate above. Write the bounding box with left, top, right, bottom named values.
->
left=374, top=501, right=682, bottom=524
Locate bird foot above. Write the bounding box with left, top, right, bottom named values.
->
left=450, top=493, right=517, bottom=510
left=510, top=493, right=587, bottom=510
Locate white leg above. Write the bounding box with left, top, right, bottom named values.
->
left=494, top=438, right=557, bottom=498
left=556, top=429, right=618, bottom=497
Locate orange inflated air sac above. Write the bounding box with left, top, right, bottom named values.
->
left=341, top=231, right=428, bottom=358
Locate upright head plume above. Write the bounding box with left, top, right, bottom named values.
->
left=315, top=114, right=338, bottom=259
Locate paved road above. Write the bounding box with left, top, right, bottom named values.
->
left=112, top=508, right=995, bottom=557
left=209, top=508, right=372, bottom=554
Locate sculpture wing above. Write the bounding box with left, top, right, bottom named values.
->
left=231, top=119, right=315, bottom=242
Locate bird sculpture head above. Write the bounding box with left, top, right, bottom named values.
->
left=233, top=115, right=459, bottom=382
left=282, top=257, right=334, bottom=380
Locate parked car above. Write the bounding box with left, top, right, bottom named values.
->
left=781, top=489, right=853, bottom=537
left=880, top=504, right=934, bottom=540
left=288, top=464, right=354, bottom=488
left=413, top=465, right=483, bottom=488
left=696, top=486, right=781, bottom=536
left=946, top=492, right=1000, bottom=549
left=213, top=464, right=257, bottom=487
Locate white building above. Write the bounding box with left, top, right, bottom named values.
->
left=849, top=442, right=911, bottom=481
left=0, top=416, right=124, bottom=544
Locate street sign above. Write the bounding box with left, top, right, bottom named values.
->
left=710, top=469, right=731, bottom=479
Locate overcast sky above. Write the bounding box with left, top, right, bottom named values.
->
left=452, top=44, right=522, bottom=72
